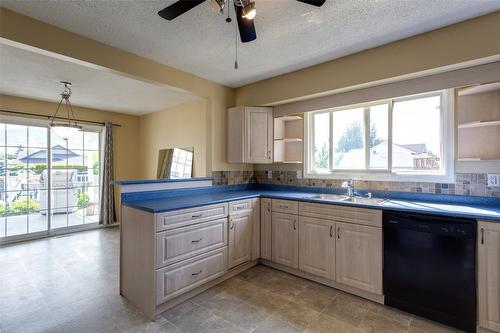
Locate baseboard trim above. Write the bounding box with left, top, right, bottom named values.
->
left=259, top=259, right=385, bottom=304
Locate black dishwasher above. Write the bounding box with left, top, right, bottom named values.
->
left=383, top=211, right=476, bottom=332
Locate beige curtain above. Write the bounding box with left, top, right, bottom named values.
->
left=100, top=122, right=115, bottom=225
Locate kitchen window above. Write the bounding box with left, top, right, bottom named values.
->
left=305, top=90, right=454, bottom=182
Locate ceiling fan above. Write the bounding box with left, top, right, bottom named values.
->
left=158, top=0, right=327, bottom=43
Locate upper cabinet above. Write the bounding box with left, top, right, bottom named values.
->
left=227, top=106, right=273, bottom=164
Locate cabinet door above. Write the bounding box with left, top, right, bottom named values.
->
left=272, top=212, right=298, bottom=269
left=478, top=221, right=500, bottom=332
left=335, top=222, right=382, bottom=294
left=299, top=216, right=335, bottom=280
left=228, top=212, right=252, bottom=268
left=245, top=107, right=273, bottom=163
left=260, top=198, right=272, bottom=261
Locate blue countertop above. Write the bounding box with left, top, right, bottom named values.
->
left=122, top=186, right=500, bottom=221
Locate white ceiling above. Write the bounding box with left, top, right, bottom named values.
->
left=0, top=44, right=197, bottom=115
left=2, top=0, right=499, bottom=88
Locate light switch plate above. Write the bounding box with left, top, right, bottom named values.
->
left=487, top=174, right=500, bottom=187
left=267, top=170, right=273, bottom=179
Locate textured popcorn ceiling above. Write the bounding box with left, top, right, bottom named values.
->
left=0, top=44, right=197, bottom=115
left=2, top=0, right=500, bottom=88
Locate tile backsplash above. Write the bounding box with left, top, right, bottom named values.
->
left=212, top=170, right=500, bottom=197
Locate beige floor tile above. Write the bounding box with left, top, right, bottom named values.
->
left=359, top=311, right=409, bottom=333
left=360, top=300, right=411, bottom=326
left=217, top=301, right=268, bottom=332
left=245, top=289, right=290, bottom=314
left=160, top=300, right=200, bottom=322
left=265, top=276, right=309, bottom=299
left=192, top=290, right=245, bottom=314
left=223, top=279, right=262, bottom=301
left=321, top=292, right=368, bottom=325
left=253, top=316, right=304, bottom=333
left=166, top=305, right=215, bottom=333
left=291, top=288, right=334, bottom=312
left=274, top=300, right=322, bottom=329
left=409, top=316, right=459, bottom=333
left=305, top=313, right=366, bottom=333
left=304, top=281, right=342, bottom=299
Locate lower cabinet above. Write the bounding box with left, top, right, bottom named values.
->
left=272, top=212, right=299, bottom=269
left=335, top=222, right=382, bottom=295
left=260, top=198, right=272, bottom=261
left=228, top=211, right=252, bottom=268
left=478, top=220, right=500, bottom=333
left=299, top=216, right=335, bottom=280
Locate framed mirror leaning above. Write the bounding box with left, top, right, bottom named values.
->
left=157, top=147, right=194, bottom=179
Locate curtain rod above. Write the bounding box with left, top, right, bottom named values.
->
left=0, top=109, right=122, bottom=127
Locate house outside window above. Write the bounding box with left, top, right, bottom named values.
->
left=304, top=90, right=454, bottom=182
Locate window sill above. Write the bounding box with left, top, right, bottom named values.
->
left=303, top=171, right=454, bottom=183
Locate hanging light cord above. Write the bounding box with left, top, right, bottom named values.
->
left=234, top=6, right=238, bottom=70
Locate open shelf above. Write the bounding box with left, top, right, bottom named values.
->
left=275, top=115, right=303, bottom=122
left=274, top=114, right=304, bottom=164
left=458, top=120, right=500, bottom=129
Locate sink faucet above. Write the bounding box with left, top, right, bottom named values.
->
left=342, top=178, right=355, bottom=198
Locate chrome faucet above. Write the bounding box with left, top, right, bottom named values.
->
left=342, top=178, right=355, bottom=198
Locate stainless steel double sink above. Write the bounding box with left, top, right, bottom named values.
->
left=308, top=193, right=388, bottom=205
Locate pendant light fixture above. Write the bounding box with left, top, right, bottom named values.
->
left=49, top=81, right=82, bottom=140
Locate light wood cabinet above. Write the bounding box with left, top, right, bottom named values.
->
left=299, top=216, right=335, bottom=280
left=335, top=222, right=382, bottom=295
left=227, top=106, right=273, bottom=164
left=272, top=212, right=299, bottom=269
left=260, top=198, right=272, bottom=261
left=478, top=220, right=500, bottom=333
left=228, top=198, right=260, bottom=268
left=228, top=212, right=252, bottom=269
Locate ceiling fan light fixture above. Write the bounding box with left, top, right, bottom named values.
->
left=211, top=0, right=226, bottom=13
left=242, top=1, right=256, bottom=20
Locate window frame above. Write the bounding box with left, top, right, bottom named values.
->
left=304, top=89, right=454, bottom=183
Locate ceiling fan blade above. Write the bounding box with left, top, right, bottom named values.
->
left=158, top=0, right=206, bottom=20
left=297, top=0, right=326, bottom=7
left=234, top=4, right=257, bottom=43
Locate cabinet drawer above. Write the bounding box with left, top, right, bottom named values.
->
left=156, top=247, right=227, bottom=305
left=156, top=203, right=228, bottom=232
left=272, top=199, right=299, bottom=215
left=299, top=202, right=382, bottom=227
left=229, top=200, right=252, bottom=214
left=156, top=218, right=228, bottom=268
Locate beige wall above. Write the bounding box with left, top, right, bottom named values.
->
left=235, top=11, right=500, bottom=106
left=0, top=7, right=238, bottom=173
left=139, top=99, right=208, bottom=179
left=0, top=94, right=141, bottom=221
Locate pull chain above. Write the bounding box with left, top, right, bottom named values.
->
left=234, top=10, right=238, bottom=70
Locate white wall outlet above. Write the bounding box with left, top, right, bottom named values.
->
left=487, top=174, right=500, bottom=187
left=267, top=170, right=273, bottom=179
left=296, top=170, right=303, bottom=179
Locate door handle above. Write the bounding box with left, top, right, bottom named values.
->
left=337, top=226, right=340, bottom=239
left=481, top=228, right=484, bottom=245
left=330, top=225, right=333, bottom=238
left=230, top=220, right=235, bottom=230
left=191, top=270, right=202, bottom=276
left=293, top=219, right=297, bottom=230
left=267, top=202, right=271, bottom=213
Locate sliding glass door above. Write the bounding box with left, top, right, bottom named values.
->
left=0, top=119, right=102, bottom=243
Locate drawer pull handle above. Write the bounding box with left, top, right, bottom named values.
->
left=191, top=238, right=202, bottom=243
left=191, top=270, right=202, bottom=276
left=191, top=214, right=202, bottom=218
left=337, top=226, right=340, bottom=239
left=330, top=225, right=333, bottom=238
left=280, top=205, right=289, bottom=209
left=236, top=206, right=244, bottom=210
